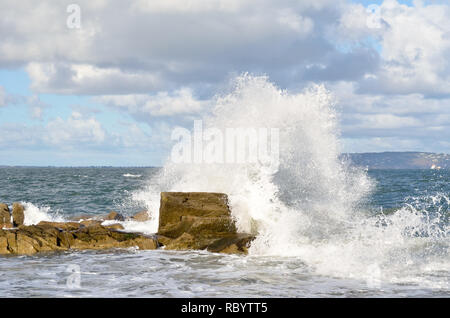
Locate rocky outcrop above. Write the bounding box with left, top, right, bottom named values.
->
left=0, top=192, right=255, bottom=256
left=0, top=203, right=12, bottom=228
left=0, top=222, right=158, bottom=255
left=157, top=192, right=255, bottom=254
left=12, top=203, right=25, bottom=227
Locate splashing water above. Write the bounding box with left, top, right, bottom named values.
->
left=131, top=75, right=448, bottom=289
left=22, top=202, right=64, bottom=225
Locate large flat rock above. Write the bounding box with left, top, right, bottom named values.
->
left=159, top=192, right=231, bottom=228
left=157, top=192, right=254, bottom=254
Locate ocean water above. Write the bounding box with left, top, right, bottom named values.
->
left=0, top=76, right=448, bottom=297
left=0, top=167, right=448, bottom=297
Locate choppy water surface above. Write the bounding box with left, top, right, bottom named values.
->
left=0, top=77, right=448, bottom=297
left=0, top=167, right=448, bottom=297
left=0, top=249, right=445, bottom=298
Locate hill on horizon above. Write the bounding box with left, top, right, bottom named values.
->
left=343, top=152, right=450, bottom=169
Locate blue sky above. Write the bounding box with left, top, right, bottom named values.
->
left=0, top=0, right=449, bottom=166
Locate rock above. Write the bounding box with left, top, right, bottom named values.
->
left=132, top=210, right=150, bottom=222
left=1, top=223, right=13, bottom=229
left=159, top=232, right=197, bottom=250
left=69, top=214, right=97, bottom=221
left=158, top=215, right=236, bottom=239
left=12, top=203, right=25, bottom=227
left=206, top=233, right=255, bottom=254
left=104, top=211, right=125, bottom=221
left=37, top=221, right=82, bottom=231
left=159, top=192, right=230, bottom=229
left=0, top=231, right=9, bottom=254
left=0, top=203, right=11, bottom=224
left=0, top=192, right=256, bottom=256
left=0, top=222, right=158, bottom=255
left=16, top=224, right=63, bottom=253
left=80, top=219, right=103, bottom=227
left=157, top=192, right=255, bottom=254
left=104, top=223, right=125, bottom=230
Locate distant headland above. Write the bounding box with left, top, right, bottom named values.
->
left=343, top=152, right=450, bottom=169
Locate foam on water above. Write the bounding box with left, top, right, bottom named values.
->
left=123, top=174, right=142, bottom=178
left=133, top=75, right=449, bottom=289
left=22, top=202, right=65, bottom=225
left=130, top=75, right=449, bottom=289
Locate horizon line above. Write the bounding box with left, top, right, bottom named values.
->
left=0, top=151, right=448, bottom=168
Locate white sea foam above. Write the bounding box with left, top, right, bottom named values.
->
left=102, top=219, right=156, bottom=235
left=123, top=174, right=142, bottom=178
left=22, top=202, right=65, bottom=225
left=132, top=74, right=449, bottom=289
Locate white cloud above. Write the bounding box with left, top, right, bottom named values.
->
left=44, top=112, right=106, bottom=147
left=329, top=80, right=450, bottom=152
left=276, top=9, right=314, bottom=35
left=0, top=111, right=163, bottom=155
left=98, top=88, right=208, bottom=117
left=3, top=0, right=449, bottom=98
left=0, top=86, right=5, bottom=107
left=1, top=0, right=450, bottom=158
left=131, top=0, right=243, bottom=13
left=26, top=63, right=163, bottom=94
left=348, top=113, right=421, bottom=130
left=0, top=0, right=355, bottom=94
left=359, top=1, right=450, bottom=96
left=342, top=136, right=426, bottom=153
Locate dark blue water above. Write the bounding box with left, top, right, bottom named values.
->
left=368, top=169, right=449, bottom=211
left=0, top=167, right=448, bottom=297
left=0, top=167, right=158, bottom=218
left=1, top=167, right=447, bottom=219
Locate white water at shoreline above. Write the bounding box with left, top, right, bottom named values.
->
left=131, top=75, right=449, bottom=289
left=9, top=75, right=448, bottom=291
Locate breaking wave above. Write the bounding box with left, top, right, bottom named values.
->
left=132, top=75, right=449, bottom=289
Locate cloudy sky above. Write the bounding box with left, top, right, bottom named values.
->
left=0, top=0, right=449, bottom=166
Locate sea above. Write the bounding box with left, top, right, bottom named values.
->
left=0, top=167, right=448, bottom=297
left=0, top=76, right=448, bottom=297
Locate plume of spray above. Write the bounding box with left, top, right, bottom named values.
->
left=132, top=74, right=448, bottom=288
left=133, top=74, right=372, bottom=249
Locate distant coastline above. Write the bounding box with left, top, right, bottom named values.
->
left=342, top=152, right=450, bottom=170
left=0, top=152, right=449, bottom=169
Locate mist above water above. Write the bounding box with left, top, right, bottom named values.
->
left=132, top=75, right=448, bottom=289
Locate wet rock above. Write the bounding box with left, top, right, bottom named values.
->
left=158, top=215, right=236, bottom=239
left=0, top=204, right=13, bottom=229
left=80, top=219, right=103, bottom=227
left=0, top=222, right=158, bottom=255
left=104, top=223, right=125, bottom=230
left=157, top=192, right=255, bottom=254
left=0, top=203, right=11, bottom=224
left=1, top=192, right=256, bottom=256
left=132, top=210, right=150, bottom=222
left=159, top=232, right=198, bottom=250
left=16, top=224, right=63, bottom=253
left=1, top=223, right=13, bottom=229
left=37, top=221, right=82, bottom=231
left=206, top=233, right=255, bottom=254
left=159, top=192, right=230, bottom=229
left=69, top=214, right=97, bottom=221
left=12, top=203, right=25, bottom=227
left=0, top=231, right=9, bottom=254
left=105, top=211, right=125, bottom=221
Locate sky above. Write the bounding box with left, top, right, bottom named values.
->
left=0, top=0, right=449, bottom=166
